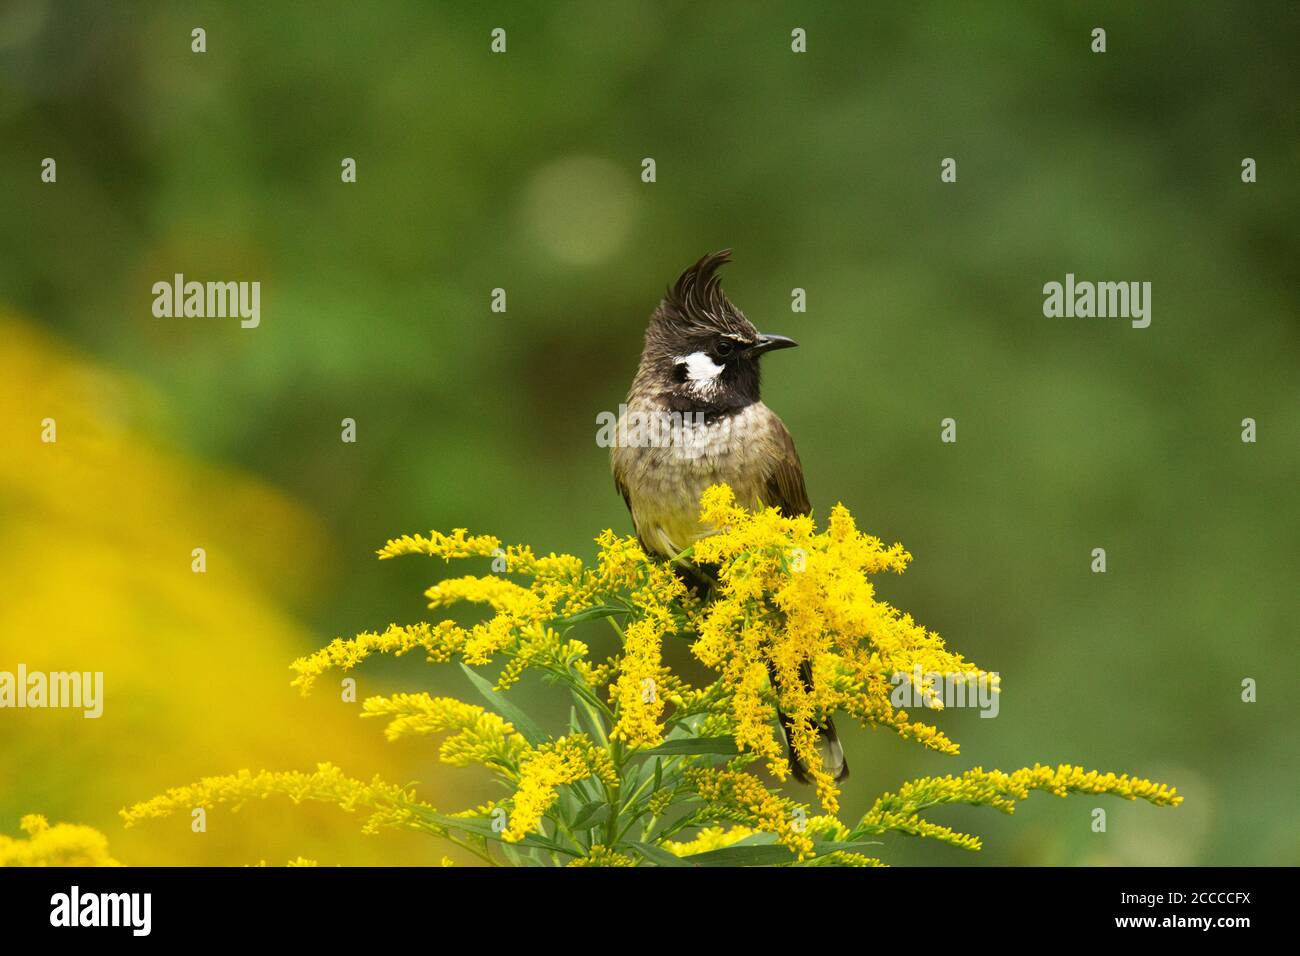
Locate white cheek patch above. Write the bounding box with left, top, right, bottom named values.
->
left=676, top=351, right=724, bottom=388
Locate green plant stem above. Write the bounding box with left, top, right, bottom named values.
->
left=650, top=810, right=703, bottom=844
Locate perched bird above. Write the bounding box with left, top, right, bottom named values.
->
left=611, top=249, right=848, bottom=784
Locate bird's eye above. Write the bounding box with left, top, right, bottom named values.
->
left=714, top=338, right=735, bottom=358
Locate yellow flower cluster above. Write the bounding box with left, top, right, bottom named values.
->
left=690, top=485, right=988, bottom=811
left=567, top=844, right=636, bottom=867
left=361, top=694, right=530, bottom=770
left=608, top=613, right=670, bottom=747
left=377, top=490, right=949, bottom=810
left=661, top=814, right=881, bottom=864
left=857, top=763, right=1184, bottom=850
left=686, top=768, right=814, bottom=858
left=662, top=824, right=755, bottom=856
left=120, top=763, right=437, bottom=837
left=0, top=814, right=120, bottom=867
left=120, top=485, right=1183, bottom=866
left=378, top=528, right=502, bottom=562
left=292, top=529, right=679, bottom=700
left=504, top=735, right=617, bottom=842
left=290, top=621, right=465, bottom=694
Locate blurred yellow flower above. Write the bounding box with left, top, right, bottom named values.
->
left=1, top=815, right=120, bottom=867
left=0, top=315, right=447, bottom=865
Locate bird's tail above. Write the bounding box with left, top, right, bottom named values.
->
left=778, top=708, right=849, bottom=784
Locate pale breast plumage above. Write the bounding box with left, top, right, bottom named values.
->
left=611, top=401, right=786, bottom=557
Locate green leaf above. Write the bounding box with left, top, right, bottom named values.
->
left=498, top=842, right=524, bottom=866
left=422, top=811, right=574, bottom=856
left=459, top=662, right=548, bottom=746
left=680, top=843, right=800, bottom=866
left=554, top=605, right=625, bottom=626
left=556, top=787, right=580, bottom=822
left=627, top=842, right=689, bottom=866
left=638, top=737, right=739, bottom=757
left=570, top=801, right=611, bottom=831
left=571, top=693, right=607, bottom=743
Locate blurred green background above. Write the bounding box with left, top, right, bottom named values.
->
left=1, top=0, right=1296, bottom=865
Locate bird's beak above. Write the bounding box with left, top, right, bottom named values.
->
left=749, top=333, right=799, bottom=356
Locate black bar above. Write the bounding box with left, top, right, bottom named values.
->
left=0, top=866, right=1276, bottom=941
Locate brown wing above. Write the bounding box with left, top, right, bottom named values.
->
left=613, top=465, right=659, bottom=558
left=614, top=470, right=633, bottom=516
left=764, top=416, right=811, bottom=518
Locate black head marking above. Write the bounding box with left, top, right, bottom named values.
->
left=632, top=251, right=775, bottom=415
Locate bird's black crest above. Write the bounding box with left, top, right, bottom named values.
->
left=655, top=250, right=757, bottom=340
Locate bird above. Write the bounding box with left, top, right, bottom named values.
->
left=611, top=249, right=848, bottom=785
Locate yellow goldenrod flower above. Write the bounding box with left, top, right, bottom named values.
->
left=127, top=484, right=1183, bottom=867
left=568, top=844, right=636, bottom=867
left=378, top=529, right=502, bottom=561
left=663, top=825, right=756, bottom=857
left=120, top=763, right=439, bottom=837
left=361, top=693, right=530, bottom=771
left=503, top=735, right=616, bottom=843
left=688, top=484, right=990, bottom=810
left=686, top=768, right=815, bottom=859
left=608, top=614, right=669, bottom=747
left=290, top=621, right=468, bottom=695
left=857, top=763, right=1183, bottom=850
